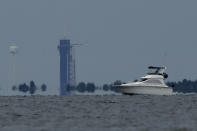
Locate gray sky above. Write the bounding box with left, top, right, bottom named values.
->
left=0, top=0, right=197, bottom=91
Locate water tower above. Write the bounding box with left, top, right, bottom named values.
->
left=8, top=42, right=19, bottom=89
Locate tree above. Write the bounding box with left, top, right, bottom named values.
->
left=41, top=84, right=47, bottom=91
left=113, top=80, right=122, bottom=86
left=86, top=83, right=95, bottom=93
left=103, top=84, right=109, bottom=91
left=18, top=83, right=29, bottom=93
left=29, top=81, right=36, bottom=94
left=111, top=80, right=122, bottom=93
left=77, top=82, right=86, bottom=92
left=167, top=79, right=197, bottom=93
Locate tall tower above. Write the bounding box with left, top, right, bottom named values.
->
left=58, top=39, right=70, bottom=96
left=58, top=37, right=76, bottom=96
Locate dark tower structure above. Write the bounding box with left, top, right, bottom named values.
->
left=58, top=39, right=70, bottom=96
left=58, top=37, right=76, bottom=96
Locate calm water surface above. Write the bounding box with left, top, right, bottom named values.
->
left=0, top=94, right=196, bottom=131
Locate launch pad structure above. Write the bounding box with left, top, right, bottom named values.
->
left=58, top=38, right=76, bottom=96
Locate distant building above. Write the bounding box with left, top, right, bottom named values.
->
left=58, top=39, right=76, bottom=96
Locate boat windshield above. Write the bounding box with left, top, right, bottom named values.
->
left=148, top=68, right=165, bottom=75
left=139, top=78, right=147, bottom=82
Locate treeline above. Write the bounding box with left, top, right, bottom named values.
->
left=75, top=79, right=197, bottom=94
left=12, top=80, right=47, bottom=94
left=167, top=79, right=197, bottom=93
left=68, top=80, right=122, bottom=93
left=102, top=80, right=122, bottom=93
left=67, top=82, right=96, bottom=93
left=13, top=79, right=197, bottom=94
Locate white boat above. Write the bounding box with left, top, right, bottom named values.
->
left=117, top=66, right=173, bottom=95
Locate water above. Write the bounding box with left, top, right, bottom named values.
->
left=0, top=94, right=196, bottom=131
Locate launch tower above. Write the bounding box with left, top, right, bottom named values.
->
left=58, top=39, right=76, bottom=96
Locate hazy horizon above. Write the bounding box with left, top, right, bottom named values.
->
left=0, top=0, right=197, bottom=93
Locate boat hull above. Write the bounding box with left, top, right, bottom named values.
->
left=117, top=86, right=173, bottom=95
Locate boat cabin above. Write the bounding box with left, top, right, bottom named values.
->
left=147, top=66, right=166, bottom=75
left=147, top=66, right=168, bottom=79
